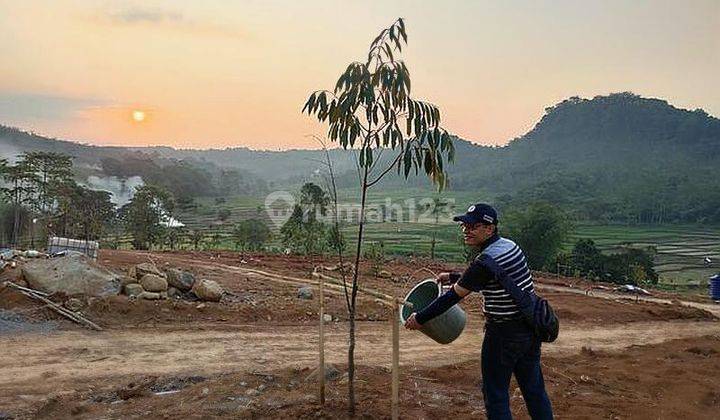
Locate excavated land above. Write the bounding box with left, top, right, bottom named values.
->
left=1, top=249, right=719, bottom=419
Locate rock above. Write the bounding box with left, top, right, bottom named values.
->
left=257, top=384, right=267, bottom=392
left=124, top=283, right=144, bottom=297
left=140, top=274, right=168, bottom=292
left=21, top=253, right=121, bottom=296
left=133, top=263, right=166, bottom=281
left=297, top=286, right=314, bottom=300
left=120, top=276, right=137, bottom=287
left=196, top=303, right=206, bottom=309
left=167, top=287, right=181, bottom=299
left=378, top=270, right=392, bottom=279
left=165, top=269, right=195, bottom=291
left=192, top=279, right=223, bottom=302
left=245, top=389, right=259, bottom=396
left=159, top=291, right=168, bottom=300
left=138, top=291, right=161, bottom=300
left=305, top=364, right=343, bottom=382
left=323, top=314, right=333, bottom=323
left=64, top=298, right=84, bottom=312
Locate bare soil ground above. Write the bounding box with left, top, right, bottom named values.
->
left=1, top=249, right=719, bottom=419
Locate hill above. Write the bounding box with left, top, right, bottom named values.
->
left=2, top=92, right=719, bottom=222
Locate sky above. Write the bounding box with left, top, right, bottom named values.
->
left=0, top=0, right=718, bottom=150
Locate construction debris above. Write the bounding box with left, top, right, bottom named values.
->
left=4, top=281, right=103, bottom=331
left=48, top=236, right=99, bottom=260
left=616, top=284, right=652, bottom=296
left=297, top=286, right=314, bottom=300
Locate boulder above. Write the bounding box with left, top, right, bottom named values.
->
left=120, top=276, right=137, bottom=287
left=167, top=287, right=182, bottom=299
left=21, top=253, right=121, bottom=296
left=124, top=283, right=144, bottom=297
left=192, top=279, right=223, bottom=302
left=297, top=286, right=314, bottom=300
left=165, top=268, right=195, bottom=291
left=133, top=263, right=166, bottom=281
left=139, top=274, right=168, bottom=292
left=138, top=291, right=161, bottom=300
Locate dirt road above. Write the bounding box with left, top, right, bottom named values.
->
left=2, top=317, right=718, bottom=409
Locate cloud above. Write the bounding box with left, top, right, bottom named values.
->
left=108, top=8, right=183, bottom=24
left=0, top=93, right=107, bottom=121
left=98, top=6, right=248, bottom=40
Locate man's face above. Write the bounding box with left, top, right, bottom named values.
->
left=461, top=222, right=495, bottom=246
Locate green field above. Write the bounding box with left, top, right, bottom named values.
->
left=109, top=189, right=719, bottom=285
left=566, top=225, right=720, bottom=285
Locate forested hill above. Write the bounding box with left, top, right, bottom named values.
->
left=2, top=92, right=719, bottom=222
left=470, top=93, right=720, bottom=223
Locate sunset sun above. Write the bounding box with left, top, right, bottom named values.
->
left=132, top=110, right=146, bottom=122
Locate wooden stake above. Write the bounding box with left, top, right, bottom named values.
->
left=391, top=298, right=400, bottom=420
left=4, top=281, right=103, bottom=331
left=319, top=275, right=325, bottom=405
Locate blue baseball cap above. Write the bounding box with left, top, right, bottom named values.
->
left=453, top=203, right=498, bottom=225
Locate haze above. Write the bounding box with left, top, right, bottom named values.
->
left=0, top=0, right=718, bottom=149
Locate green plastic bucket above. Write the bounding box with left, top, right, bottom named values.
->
left=400, top=279, right=467, bottom=344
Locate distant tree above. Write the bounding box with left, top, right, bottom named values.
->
left=55, top=184, right=115, bottom=240
left=233, top=218, right=272, bottom=251
left=120, top=185, right=174, bottom=250
left=602, top=246, right=658, bottom=285
left=363, top=241, right=386, bottom=276
left=0, top=160, right=37, bottom=246
left=504, top=202, right=574, bottom=270
left=299, top=182, right=329, bottom=217
left=564, top=239, right=658, bottom=285
left=422, top=197, right=453, bottom=259
left=189, top=230, right=205, bottom=251
left=569, top=239, right=603, bottom=276
left=20, top=151, right=73, bottom=214
left=281, top=205, right=326, bottom=254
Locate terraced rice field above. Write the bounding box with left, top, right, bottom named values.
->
left=566, top=225, right=720, bottom=284
left=109, top=189, right=719, bottom=285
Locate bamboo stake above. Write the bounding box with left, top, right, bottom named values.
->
left=391, top=298, right=400, bottom=420
left=319, top=274, right=326, bottom=405
left=4, top=281, right=103, bottom=331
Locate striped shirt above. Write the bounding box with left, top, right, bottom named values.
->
left=456, top=234, right=535, bottom=322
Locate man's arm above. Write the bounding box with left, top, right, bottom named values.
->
left=405, top=259, right=492, bottom=330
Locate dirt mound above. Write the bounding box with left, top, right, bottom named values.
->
left=21, top=254, right=121, bottom=296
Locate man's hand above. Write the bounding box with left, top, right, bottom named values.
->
left=404, top=313, right=422, bottom=330
left=437, top=272, right=452, bottom=284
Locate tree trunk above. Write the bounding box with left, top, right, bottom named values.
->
left=348, top=164, right=369, bottom=415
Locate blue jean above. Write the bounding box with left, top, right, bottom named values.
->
left=481, top=320, right=553, bottom=420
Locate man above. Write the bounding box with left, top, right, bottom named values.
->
left=405, top=203, right=553, bottom=420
